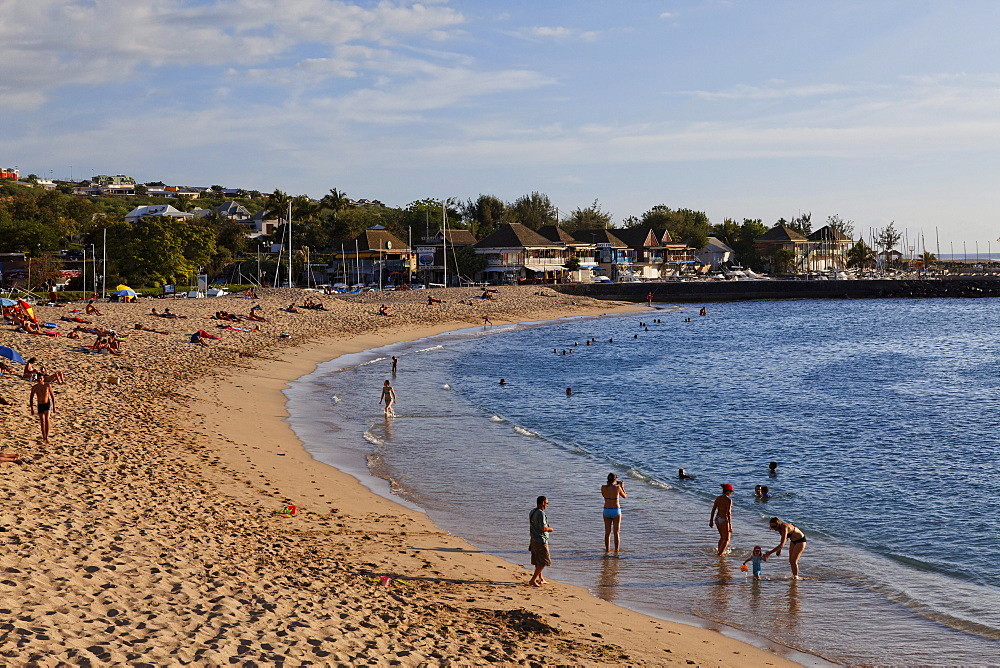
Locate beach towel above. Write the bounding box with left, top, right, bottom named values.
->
left=195, top=330, right=220, bottom=340
left=223, top=326, right=251, bottom=332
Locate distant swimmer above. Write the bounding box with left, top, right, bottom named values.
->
left=586, top=341, right=591, bottom=346
left=499, top=378, right=506, bottom=385
left=633, top=334, right=638, bottom=339
left=700, top=307, right=707, bottom=316
left=379, top=380, right=396, bottom=417
left=608, top=338, right=613, bottom=343
left=565, top=387, right=572, bottom=395
left=710, top=484, right=734, bottom=555
left=769, top=461, right=778, bottom=477
left=678, top=468, right=694, bottom=480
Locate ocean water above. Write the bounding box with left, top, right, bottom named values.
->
left=286, top=299, right=1000, bottom=665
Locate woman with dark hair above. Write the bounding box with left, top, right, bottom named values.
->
left=601, top=473, right=627, bottom=552
left=764, top=517, right=806, bottom=578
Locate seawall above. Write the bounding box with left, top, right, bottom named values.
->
left=555, top=277, right=1000, bottom=303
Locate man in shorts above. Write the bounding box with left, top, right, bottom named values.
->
left=528, top=496, right=553, bottom=586
left=28, top=375, right=56, bottom=443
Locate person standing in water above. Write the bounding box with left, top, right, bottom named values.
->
left=391, top=356, right=398, bottom=374
left=601, top=473, right=627, bottom=553
left=379, top=380, right=396, bottom=417
left=764, top=516, right=807, bottom=579
left=710, top=483, right=734, bottom=555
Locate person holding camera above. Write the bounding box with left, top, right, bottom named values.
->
left=601, top=473, right=627, bottom=553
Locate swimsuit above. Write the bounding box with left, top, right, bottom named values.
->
left=790, top=534, right=807, bottom=544
left=603, top=508, right=621, bottom=519
left=715, top=517, right=729, bottom=527
left=36, top=402, right=50, bottom=413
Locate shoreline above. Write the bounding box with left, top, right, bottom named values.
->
left=191, top=313, right=806, bottom=666
left=0, top=287, right=801, bottom=664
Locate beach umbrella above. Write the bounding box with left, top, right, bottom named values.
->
left=17, top=299, right=36, bottom=323
left=0, top=298, right=16, bottom=307
left=0, top=346, right=25, bottom=365
left=115, top=284, right=133, bottom=292
left=112, top=289, right=138, bottom=297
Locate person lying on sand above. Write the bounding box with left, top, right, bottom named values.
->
left=246, top=311, right=267, bottom=322
left=41, top=368, right=66, bottom=385
left=427, top=295, right=445, bottom=305
left=0, top=396, right=10, bottom=406
left=161, top=308, right=187, bottom=319
left=0, top=452, right=20, bottom=462
left=62, top=316, right=92, bottom=324
left=284, top=303, right=299, bottom=313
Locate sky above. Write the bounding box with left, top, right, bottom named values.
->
left=5, top=0, right=1000, bottom=251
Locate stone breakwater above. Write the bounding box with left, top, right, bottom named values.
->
left=556, top=277, right=1000, bottom=303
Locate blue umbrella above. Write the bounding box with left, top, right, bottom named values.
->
left=0, top=346, right=25, bottom=365
left=0, top=298, right=16, bottom=307
left=112, top=289, right=138, bottom=297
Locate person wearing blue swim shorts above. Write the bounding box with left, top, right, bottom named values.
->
left=601, top=473, right=627, bottom=553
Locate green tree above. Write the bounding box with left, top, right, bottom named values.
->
left=507, top=192, right=556, bottom=230
left=786, top=212, right=812, bottom=236
left=826, top=214, right=854, bottom=238
left=771, top=247, right=795, bottom=274
left=565, top=256, right=581, bottom=272
left=108, top=217, right=217, bottom=286
left=875, top=221, right=901, bottom=256
left=640, top=205, right=710, bottom=249
left=846, top=240, right=876, bottom=269
left=460, top=194, right=506, bottom=239
left=562, top=199, right=612, bottom=232
left=447, top=245, right=488, bottom=278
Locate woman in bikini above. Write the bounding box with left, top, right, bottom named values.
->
left=379, top=380, right=396, bottom=417
left=765, top=517, right=806, bottom=578
left=601, top=473, right=627, bottom=552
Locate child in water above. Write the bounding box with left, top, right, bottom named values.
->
left=743, top=545, right=765, bottom=579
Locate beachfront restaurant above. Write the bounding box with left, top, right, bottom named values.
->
left=571, top=229, right=637, bottom=281
left=473, top=223, right=570, bottom=284
left=329, top=226, right=412, bottom=287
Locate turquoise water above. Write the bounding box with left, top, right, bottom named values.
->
left=288, top=299, right=1000, bottom=665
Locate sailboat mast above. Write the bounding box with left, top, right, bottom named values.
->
left=287, top=201, right=293, bottom=288
left=442, top=202, right=447, bottom=288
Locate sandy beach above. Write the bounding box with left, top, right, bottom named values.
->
left=0, top=286, right=798, bottom=666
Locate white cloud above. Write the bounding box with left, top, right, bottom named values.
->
left=507, top=25, right=604, bottom=42
left=0, top=0, right=467, bottom=110
left=659, top=12, right=676, bottom=19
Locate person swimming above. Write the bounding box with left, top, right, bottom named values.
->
left=678, top=468, right=694, bottom=480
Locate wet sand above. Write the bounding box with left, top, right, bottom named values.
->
left=0, top=286, right=798, bottom=665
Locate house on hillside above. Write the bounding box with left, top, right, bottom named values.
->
left=473, top=223, right=570, bottom=284
left=216, top=201, right=252, bottom=221
left=247, top=209, right=284, bottom=237
left=124, top=204, right=194, bottom=223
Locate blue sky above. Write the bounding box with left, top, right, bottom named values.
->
left=5, top=0, right=1000, bottom=251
